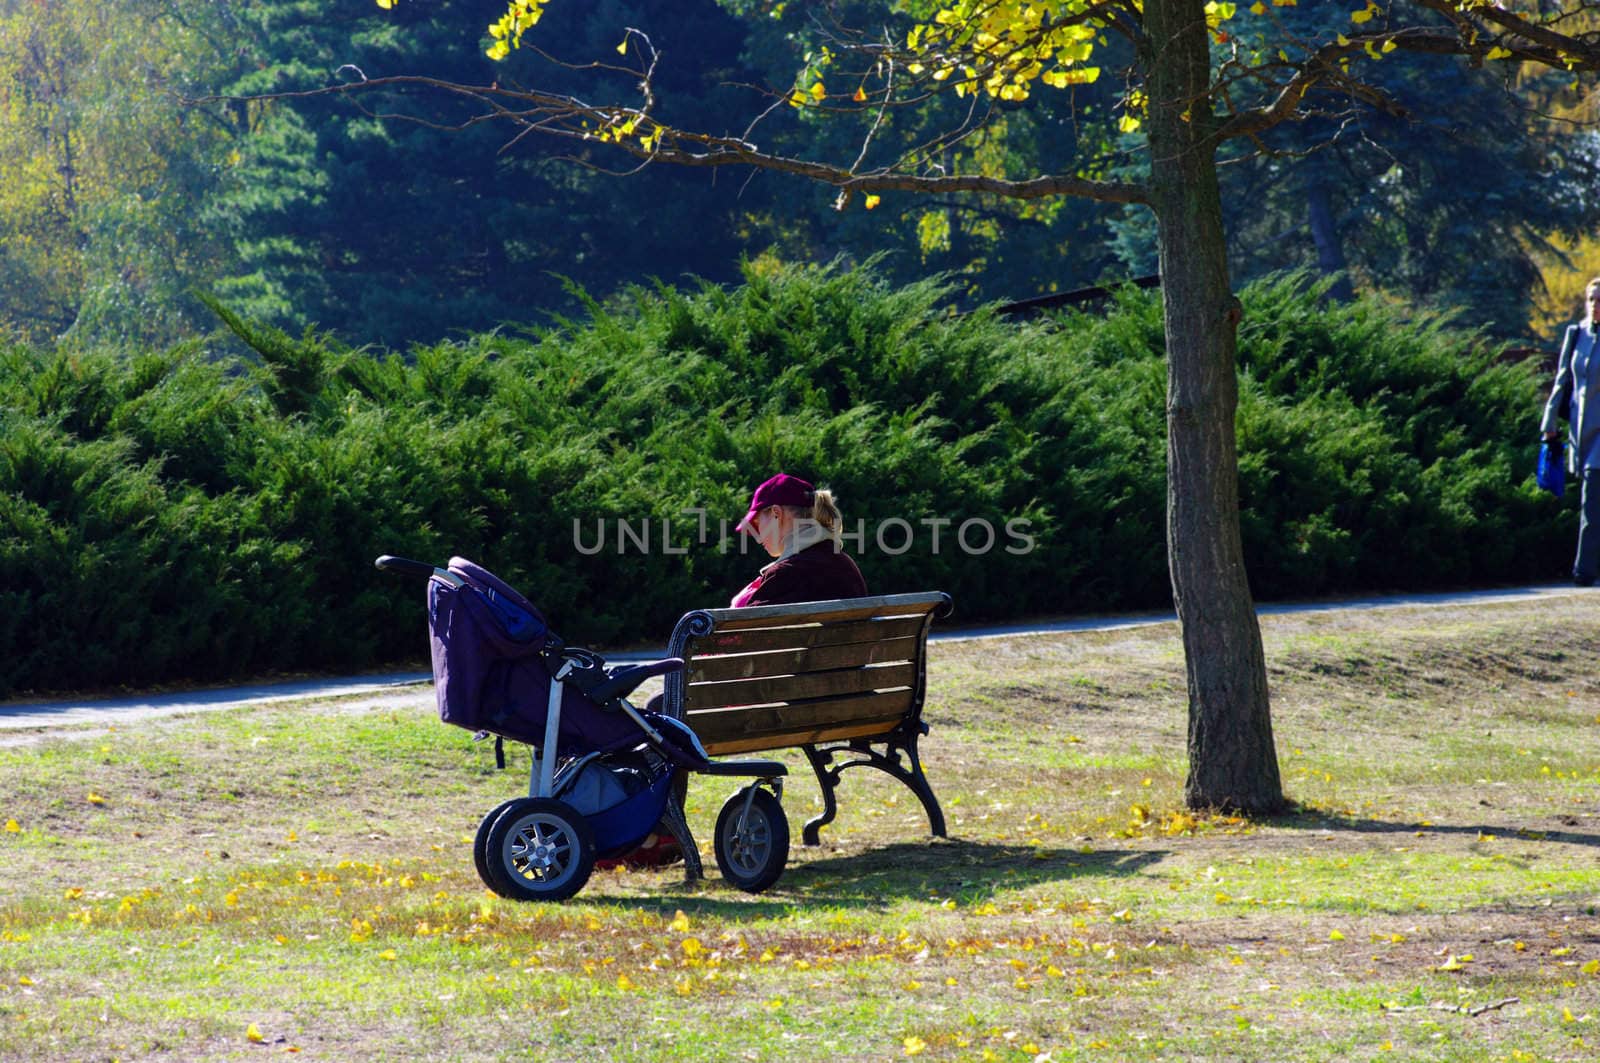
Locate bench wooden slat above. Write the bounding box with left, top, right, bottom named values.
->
left=685, top=661, right=917, bottom=711
left=700, top=717, right=908, bottom=755
left=688, top=690, right=914, bottom=746
left=688, top=637, right=920, bottom=684
left=691, top=615, right=929, bottom=657
left=695, top=594, right=945, bottom=632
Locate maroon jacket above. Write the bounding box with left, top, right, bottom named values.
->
left=732, top=542, right=867, bottom=608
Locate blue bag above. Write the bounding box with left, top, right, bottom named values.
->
left=1538, top=440, right=1566, bottom=498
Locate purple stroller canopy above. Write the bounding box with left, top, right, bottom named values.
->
left=428, top=557, right=642, bottom=751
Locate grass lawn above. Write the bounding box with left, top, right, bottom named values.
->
left=2, top=594, right=1598, bottom=1061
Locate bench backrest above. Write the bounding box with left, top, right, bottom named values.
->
left=661, top=592, right=952, bottom=755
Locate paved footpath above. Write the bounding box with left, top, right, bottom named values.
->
left=1, top=583, right=1585, bottom=733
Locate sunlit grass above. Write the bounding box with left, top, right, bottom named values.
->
left=4, top=595, right=1600, bottom=1059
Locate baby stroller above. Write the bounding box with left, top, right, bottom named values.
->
left=376, top=554, right=789, bottom=901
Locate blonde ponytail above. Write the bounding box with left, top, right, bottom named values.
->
left=782, top=487, right=844, bottom=546
left=811, top=488, right=841, bottom=533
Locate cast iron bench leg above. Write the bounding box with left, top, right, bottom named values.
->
left=800, top=726, right=947, bottom=846
left=659, top=772, right=703, bottom=882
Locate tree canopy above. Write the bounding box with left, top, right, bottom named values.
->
left=3, top=1, right=1597, bottom=346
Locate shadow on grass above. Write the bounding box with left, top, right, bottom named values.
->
left=599, top=839, right=1168, bottom=921
left=790, top=838, right=1167, bottom=902
left=1275, top=806, right=1600, bottom=850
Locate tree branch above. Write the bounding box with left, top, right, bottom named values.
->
left=191, top=76, right=1152, bottom=206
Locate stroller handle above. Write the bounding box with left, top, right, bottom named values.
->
left=375, top=555, right=462, bottom=585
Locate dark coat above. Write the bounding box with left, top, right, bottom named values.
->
left=732, top=542, right=867, bottom=608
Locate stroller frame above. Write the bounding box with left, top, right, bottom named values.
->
left=378, top=554, right=790, bottom=900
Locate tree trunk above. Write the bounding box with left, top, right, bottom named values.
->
left=1143, top=0, right=1285, bottom=814
left=1305, top=167, right=1355, bottom=303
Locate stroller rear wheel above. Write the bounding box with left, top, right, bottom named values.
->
left=714, top=786, right=788, bottom=893
left=482, top=798, right=596, bottom=902
left=474, top=798, right=523, bottom=892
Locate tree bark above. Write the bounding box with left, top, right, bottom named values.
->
left=1143, top=0, right=1285, bottom=814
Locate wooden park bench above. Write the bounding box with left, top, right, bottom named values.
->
left=659, top=592, right=954, bottom=847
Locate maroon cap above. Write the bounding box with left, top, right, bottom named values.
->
left=736, top=473, right=815, bottom=533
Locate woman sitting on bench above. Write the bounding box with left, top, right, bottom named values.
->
left=604, top=473, right=867, bottom=871
left=730, top=473, right=867, bottom=607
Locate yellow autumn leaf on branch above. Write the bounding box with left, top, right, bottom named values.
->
left=864, top=194, right=881, bottom=210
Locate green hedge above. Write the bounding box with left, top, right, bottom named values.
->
left=0, top=265, right=1567, bottom=696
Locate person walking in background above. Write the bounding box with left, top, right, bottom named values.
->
left=1542, top=277, right=1600, bottom=586
left=730, top=473, right=867, bottom=607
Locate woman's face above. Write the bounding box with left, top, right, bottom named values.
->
left=749, top=505, right=787, bottom=558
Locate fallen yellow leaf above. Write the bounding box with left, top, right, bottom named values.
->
left=86, top=793, right=106, bottom=806
left=246, top=1023, right=266, bottom=1044
left=904, top=1036, right=928, bottom=1056
left=4, top=819, right=19, bottom=833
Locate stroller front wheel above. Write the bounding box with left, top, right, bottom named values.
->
left=714, top=786, right=788, bottom=894
left=483, top=798, right=596, bottom=902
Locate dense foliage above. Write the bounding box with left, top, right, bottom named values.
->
left=0, top=264, right=1565, bottom=696
left=3, top=0, right=1596, bottom=350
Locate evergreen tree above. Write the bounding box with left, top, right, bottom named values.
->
left=208, top=0, right=775, bottom=346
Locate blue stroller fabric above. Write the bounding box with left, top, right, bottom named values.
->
left=1538, top=440, right=1566, bottom=498
left=427, top=557, right=641, bottom=751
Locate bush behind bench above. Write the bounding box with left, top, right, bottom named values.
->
left=0, top=265, right=1564, bottom=695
